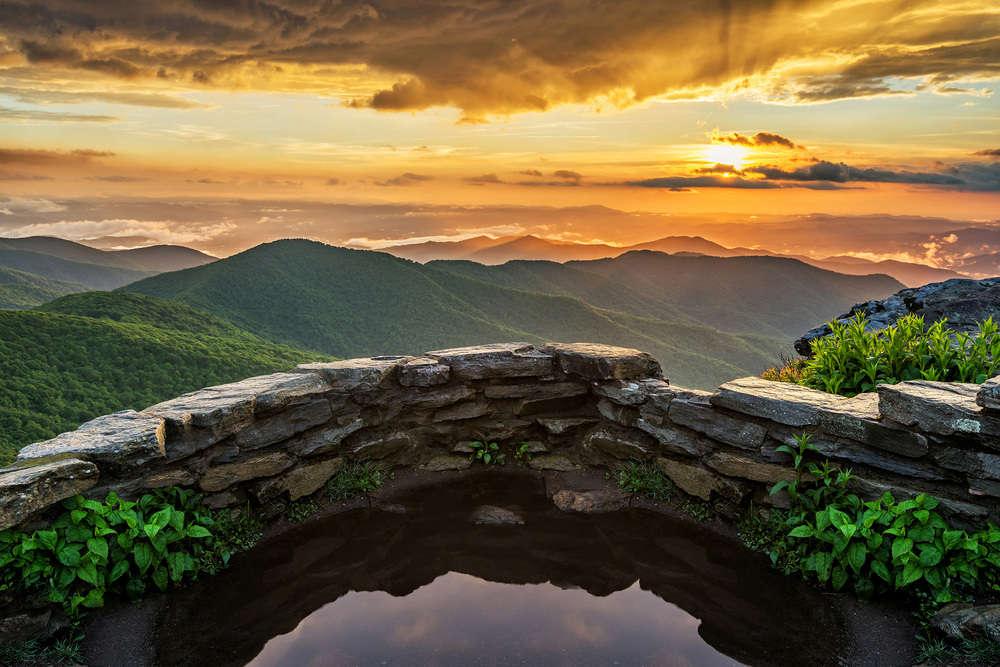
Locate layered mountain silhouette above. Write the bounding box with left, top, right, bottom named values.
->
left=0, top=237, right=215, bottom=307
left=381, top=234, right=963, bottom=287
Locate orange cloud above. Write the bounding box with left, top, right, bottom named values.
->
left=0, top=0, right=996, bottom=116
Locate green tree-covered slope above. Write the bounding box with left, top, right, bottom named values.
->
left=120, top=239, right=791, bottom=391
left=0, top=248, right=153, bottom=290
left=0, top=294, right=334, bottom=462
left=0, top=266, right=88, bottom=309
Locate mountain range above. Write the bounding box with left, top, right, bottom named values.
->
left=382, top=234, right=966, bottom=287
left=119, top=239, right=902, bottom=390
left=0, top=236, right=215, bottom=308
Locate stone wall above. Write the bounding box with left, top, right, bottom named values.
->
left=5, top=341, right=1000, bottom=531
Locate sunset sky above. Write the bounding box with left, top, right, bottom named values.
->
left=0, top=0, right=998, bottom=254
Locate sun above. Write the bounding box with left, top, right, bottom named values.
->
left=705, top=144, right=750, bottom=170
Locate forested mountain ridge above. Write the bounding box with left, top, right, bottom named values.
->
left=0, top=293, right=334, bottom=462
left=0, top=266, right=87, bottom=309
left=119, top=239, right=792, bottom=391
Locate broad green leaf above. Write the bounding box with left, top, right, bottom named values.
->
left=892, top=537, right=914, bottom=561
left=87, top=537, right=108, bottom=561
left=143, top=523, right=161, bottom=540
left=168, top=509, right=184, bottom=534
left=81, top=499, right=104, bottom=514
left=846, top=542, right=868, bottom=575
left=110, top=559, right=130, bottom=583
left=35, top=530, right=58, bottom=551
left=166, top=552, right=185, bottom=582
left=81, top=588, right=104, bottom=609
left=152, top=565, right=168, bottom=592
left=913, top=510, right=930, bottom=525
left=832, top=566, right=848, bottom=591
left=76, top=560, right=99, bottom=586
left=150, top=530, right=167, bottom=554
left=186, top=525, right=212, bottom=539
left=133, top=542, right=153, bottom=574
left=897, top=560, right=924, bottom=588
left=788, top=525, right=815, bottom=538
left=118, top=532, right=134, bottom=552
left=71, top=509, right=87, bottom=525
left=919, top=545, right=943, bottom=568
left=814, top=551, right=833, bottom=583
left=57, top=545, right=82, bottom=568
left=910, top=524, right=935, bottom=544
left=871, top=559, right=891, bottom=583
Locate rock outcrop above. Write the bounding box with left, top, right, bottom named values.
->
left=795, top=277, right=1000, bottom=356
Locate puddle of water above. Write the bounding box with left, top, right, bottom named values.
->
left=149, top=475, right=845, bottom=667
left=248, top=573, right=744, bottom=667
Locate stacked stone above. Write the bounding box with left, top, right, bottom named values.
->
left=5, top=341, right=1000, bottom=532
left=0, top=343, right=662, bottom=530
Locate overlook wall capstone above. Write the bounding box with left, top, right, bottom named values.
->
left=6, top=342, right=1000, bottom=531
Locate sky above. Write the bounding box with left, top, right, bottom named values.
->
left=0, top=0, right=998, bottom=254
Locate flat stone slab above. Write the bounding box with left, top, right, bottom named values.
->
left=295, top=357, right=411, bottom=391
left=17, top=410, right=165, bottom=470
left=598, top=399, right=639, bottom=427
left=228, top=372, right=331, bottom=414
left=541, top=343, right=662, bottom=381
left=710, top=377, right=848, bottom=427
left=583, top=430, right=658, bottom=460
left=399, top=386, right=477, bottom=410
left=419, top=455, right=473, bottom=472
left=669, top=400, right=766, bottom=451
left=426, top=343, right=553, bottom=380
left=593, top=381, right=652, bottom=406
left=398, top=358, right=450, bottom=387
left=434, top=400, right=491, bottom=422
left=552, top=489, right=629, bottom=513
left=341, top=432, right=414, bottom=460
left=537, top=417, right=599, bottom=435
left=528, top=454, right=581, bottom=472
left=635, top=419, right=709, bottom=457
left=200, top=452, right=294, bottom=493
left=291, top=418, right=365, bottom=457
left=235, top=399, right=332, bottom=451
left=144, top=385, right=257, bottom=459
left=705, top=452, right=797, bottom=485
left=815, top=392, right=929, bottom=458
left=0, top=458, right=99, bottom=530
left=484, top=382, right=589, bottom=400
left=878, top=381, right=1000, bottom=439
left=658, top=458, right=718, bottom=501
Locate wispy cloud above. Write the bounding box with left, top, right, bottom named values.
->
left=375, top=173, right=435, bottom=187
left=0, top=105, right=121, bottom=123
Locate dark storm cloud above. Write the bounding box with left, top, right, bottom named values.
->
left=627, top=175, right=782, bottom=189
left=747, top=160, right=1000, bottom=191
left=1, top=0, right=996, bottom=114
left=973, top=149, right=1000, bottom=157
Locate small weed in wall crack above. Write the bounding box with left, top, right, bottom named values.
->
left=612, top=459, right=675, bottom=501
left=282, top=498, right=319, bottom=522
left=324, top=460, right=389, bottom=501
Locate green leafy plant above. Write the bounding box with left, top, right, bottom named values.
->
left=0, top=487, right=228, bottom=617
left=210, top=504, right=262, bottom=555
left=282, top=498, right=319, bottom=522
left=324, top=459, right=388, bottom=500
left=613, top=459, right=675, bottom=501
left=681, top=498, right=716, bottom=522
left=513, top=442, right=534, bottom=465
left=760, top=354, right=808, bottom=383
left=770, top=434, right=1000, bottom=602
left=468, top=439, right=505, bottom=466
left=800, top=313, right=1000, bottom=397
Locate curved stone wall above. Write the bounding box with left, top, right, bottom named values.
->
left=4, top=341, right=1000, bottom=530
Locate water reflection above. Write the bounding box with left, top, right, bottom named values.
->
left=150, top=474, right=844, bottom=667
left=249, top=574, right=743, bottom=667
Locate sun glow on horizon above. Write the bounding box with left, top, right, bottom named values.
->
left=704, top=144, right=750, bottom=170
